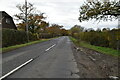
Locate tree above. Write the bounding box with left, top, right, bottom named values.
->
left=96, top=28, right=101, bottom=32
left=28, top=13, right=46, bottom=33
left=87, top=28, right=95, bottom=32
left=60, top=29, right=69, bottom=36
left=79, top=0, right=120, bottom=22
left=15, top=2, right=48, bottom=36
left=102, top=28, right=110, bottom=32
left=39, top=21, right=49, bottom=33
left=15, top=3, right=35, bottom=23
left=70, top=25, right=84, bottom=36
left=46, top=24, right=63, bottom=37
left=17, top=13, right=46, bottom=33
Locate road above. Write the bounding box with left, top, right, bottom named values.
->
left=2, top=36, right=79, bottom=78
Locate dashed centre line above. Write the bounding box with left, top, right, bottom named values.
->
left=1, top=44, right=56, bottom=79
left=45, top=44, right=56, bottom=52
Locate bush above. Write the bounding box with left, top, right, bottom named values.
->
left=72, top=29, right=120, bottom=50
left=39, top=33, right=57, bottom=39
left=2, top=28, right=38, bottom=47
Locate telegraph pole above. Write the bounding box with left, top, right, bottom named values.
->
left=116, top=0, right=120, bottom=51
left=117, top=0, right=120, bottom=29
left=25, top=0, right=29, bottom=42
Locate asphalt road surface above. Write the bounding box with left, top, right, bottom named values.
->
left=2, top=36, right=79, bottom=78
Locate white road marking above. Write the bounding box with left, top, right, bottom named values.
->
left=88, top=56, right=96, bottom=61
left=109, top=76, right=119, bottom=79
left=45, top=44, right=56, bottom=51
left=0, top=44, right=56, bottom=79
left=0, top=59, right=33, bottom=79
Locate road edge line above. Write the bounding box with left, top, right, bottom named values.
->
left=0, top=59, right=33, bottom=79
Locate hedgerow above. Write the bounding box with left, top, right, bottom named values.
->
left=2, top=28, right=38, bottom=47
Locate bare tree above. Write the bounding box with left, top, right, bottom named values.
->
left=15, top=2, right=35, bottom=21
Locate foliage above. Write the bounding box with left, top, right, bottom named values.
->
left=2, top=28, right=38, bottom=47
left=70, top=37, right=120, bottom=57
left=17, top=13, right=47, bottom=33
left=70, top=27, right=120, bottom=50
left=46, top=24, right=64, bottom=37
left=15, top=2, right=49, bottom=39
left=79, top=0, right=120, bottom=22
left=70, top=25, right=84, bottom=38
left=30, top=24, right=69, bottom=39
left=60, top=29, right=69, bottom=36
left=39, top=21, right=49, bottom=32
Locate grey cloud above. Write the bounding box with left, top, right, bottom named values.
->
left=0, top=0, right=118, bottom=29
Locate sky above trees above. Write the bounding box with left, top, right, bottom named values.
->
left=0, top=0, right=118, bottom=29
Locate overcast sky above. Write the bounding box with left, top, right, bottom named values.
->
left=0, top=0, right=118, bottom=30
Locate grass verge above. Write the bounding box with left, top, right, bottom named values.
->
left=1, top=39, right=50, bottom=53
left=70, top=37, right=120, bottom=57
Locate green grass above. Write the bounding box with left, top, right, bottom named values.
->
left=1, top=39, right=50, bottom=53
left=70, top=37, right=120, bottom=57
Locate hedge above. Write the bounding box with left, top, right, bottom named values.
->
left=2, top=28, right=38, bottom=47
left=72, top=29, right=120, bottom=50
